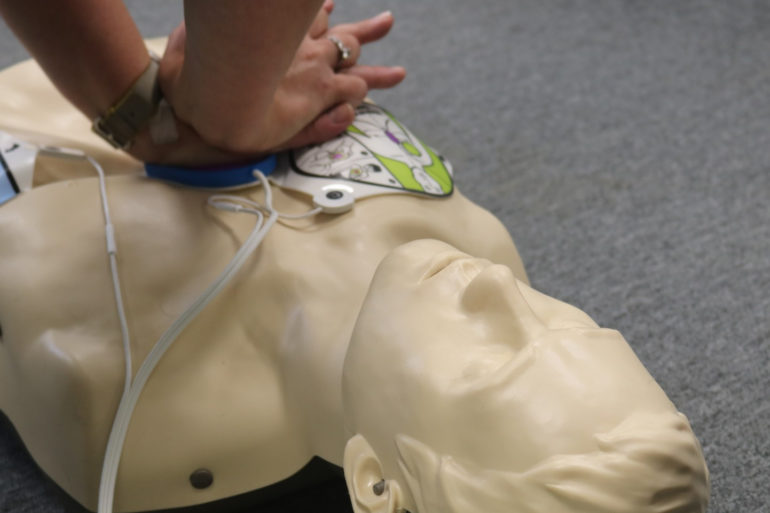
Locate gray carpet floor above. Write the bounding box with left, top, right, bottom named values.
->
left=1, top=1, right=768, bottom=512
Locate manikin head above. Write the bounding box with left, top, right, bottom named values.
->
left=342, top=240, right=709, bottom=513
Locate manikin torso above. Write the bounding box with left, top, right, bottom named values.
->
left=0, top=48, right=710, bottom=513
left=0, top=58, right=526, bottom=511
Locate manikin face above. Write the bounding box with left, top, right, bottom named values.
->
left=343, top=240, right=678, bottom=484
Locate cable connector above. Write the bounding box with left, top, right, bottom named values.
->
left=209, top=200, right=244, bottom=213
left=105, top=224, right=117, bottom=255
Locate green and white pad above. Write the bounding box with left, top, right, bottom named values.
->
left=284, top=102, right=454, bottom=198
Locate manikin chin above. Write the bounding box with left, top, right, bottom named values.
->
left=0, top=56, right=708, bottom=512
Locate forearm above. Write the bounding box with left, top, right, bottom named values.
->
left=0, top=0, right=149, bottom=119
left=173, top=0, right=324, bottom=150
left=1, top=0, right=403, bottom=166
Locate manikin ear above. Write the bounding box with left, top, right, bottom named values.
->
left=344, top=434, right=404, bottom=513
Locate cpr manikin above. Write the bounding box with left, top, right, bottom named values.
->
left=0, top=56, right=709, bottom=513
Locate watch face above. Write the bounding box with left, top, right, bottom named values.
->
left=290, top=103, right=454, bottom=197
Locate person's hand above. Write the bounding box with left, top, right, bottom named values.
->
left=155, top=1, right=405, bottom=163
left=268, top=1, right=406, bottom=150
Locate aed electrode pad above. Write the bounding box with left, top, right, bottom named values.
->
left=290, top=102, right=454, bottom=197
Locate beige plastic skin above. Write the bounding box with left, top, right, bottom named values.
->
left=0, top=58, right=708, bottom=512
left=342, top=240, right=709, bottom=513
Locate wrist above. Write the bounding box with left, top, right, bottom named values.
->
left=92, top=54, right=163, bottom=149
left=124, top=116, right=266, bottom=168
left=169, top=78, right=273, bottom=154
left=164, top=55, right=278, bottom=153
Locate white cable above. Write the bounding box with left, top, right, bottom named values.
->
left=88, top=156, right=133, bottom=396
left=208, top=193, right=322, bottom=220
left=96, top=170, right=320, bottom=513
left=37, top=149, right=134, bottom=399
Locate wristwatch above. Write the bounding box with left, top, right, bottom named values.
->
left=92, top=56, right=162, bottom=149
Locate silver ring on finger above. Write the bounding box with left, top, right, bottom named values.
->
left=327, top=35, right=352, bottom=68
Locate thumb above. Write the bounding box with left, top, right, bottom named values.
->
left=281, top=102, right=356, bottom=149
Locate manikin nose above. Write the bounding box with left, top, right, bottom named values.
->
left=461, top=264, right=546, bottom=347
